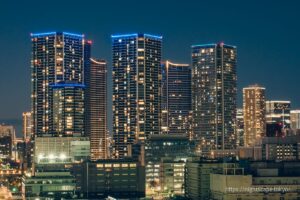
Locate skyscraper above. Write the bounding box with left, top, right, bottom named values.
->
left=266, top=100, right=291, bottom=136
left=51, top=83, right=85, bottom=137
left=243, top=85, right=266, bottom=147
left=236, top=108, right=244, bottom=147
left=291, top=110, right=300, bottom=132
left=23, top=112, right=33, bottom=141
left=31, top=32, right=89, bottom=136
left=112, top=33, right=162, bottom=158
left=85, top=58, right=107, bottom=160
left=192, top=42, right=237, bottom=153
left=161, top=60, right=191, bottom=136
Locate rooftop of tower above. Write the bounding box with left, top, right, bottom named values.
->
left=191, top=42, right=236, bottom=48
left=30, top=31, right=84, bottom=38
left=111, top=33, right=162, bottom=40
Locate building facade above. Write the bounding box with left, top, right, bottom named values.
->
left=51, top=83, right=85, bottom=137
left=85, top=58, right=107, bottom=160
left=243, top=85, right=266, bottom=147
left=22, top=112, right=33, bottom=141
left=145, top=135, right=194, bottom=196
left=266, top=100, right=291, bottom=136
left=192, top=43, right=237, bottom=153
left=72, top=159, right=145, bottom=199
left=261, top=135, right=300, bottom=161
left=112, top=33, right=162, bottom=158
left=291, top=110, right=300, bottom=133
left=236, top=108, right=244, bottom=147
left=31, top=32, right=89, bottom=136
left=161, top=61, right=191, bottom=136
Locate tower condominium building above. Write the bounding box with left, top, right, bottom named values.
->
left=161, top=60, right=191, bottom=136
left=192, top=42, right=237, bottom=153
left=31, top=32, right=90, bottom=136
left=243, top=85, right=266, bottom=147
left=112, top=33, right=162, bottom=158
left=85, top=58, right=108, bottom=160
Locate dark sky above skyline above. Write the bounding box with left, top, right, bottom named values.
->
left=0, top=0, right=300, bottom=121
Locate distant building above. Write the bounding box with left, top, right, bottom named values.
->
left=184, top=159, right=224, bottom=200
left=145, top=134, right=194, bottom=195
left=243, top=85, right=266, bottom=146
left=112, top=33, right=162, bottom=158
left=236, top=108, right=244, bottom=146
left=23, top=136, right=90, bottom=199
left=22, top=163, right=76, bottom=199
left=72, top=159, right=145, bottom=199
left=210, top=162, right=300, bottom=200
left=85, top=58, right=108, bottom=160
left=160, top=158, right=185, bottom=195
left=262, top=135, right=300, bottom=161
left=237, top=146, right=262, bottom=161
left=22, top=112, right=32, bottom=141
left=266, top=100, right=291, bottom=136
left=291, top=110, right=300, bottom=133
left=192, top=43, right=237, bottom=154
left=161, top=60, right=191, bottom=136
left=0, top=125, right=16, bottom=158
left=34, top=136, right=90, bottom=164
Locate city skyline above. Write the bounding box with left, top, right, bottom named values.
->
left=1, top=1, right=300, bottom=130
left=1, top=1, right=300, bottom=199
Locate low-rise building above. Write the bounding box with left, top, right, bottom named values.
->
left=210, top=163, right=300, bottom=200
left=22, top=164, right=76, bottom=199
left=72, top=159, right=145, bottom=199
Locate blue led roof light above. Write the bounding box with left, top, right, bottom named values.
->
left=144, top=34, right=163, bottom=40
left=111, top=33, right=138, bottom=38
left=30, top=32, right=56, bottom=37
left=191, top=43, right=216, bottom=48
left=63, top=32, right=84, bottom=38
left=111, top=33, right=162, bottom=39
left=31, top=32, right=84, bottom=38
left=49, top=83, right=86, bottom=88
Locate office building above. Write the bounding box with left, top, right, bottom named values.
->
left=210, top=162, right=300, bottom=200
left=31, top=32, right=89, bottom=136
left=161, top=60, right=191, bottom=136
left=112, top=33, right=162, bottom=158
left=145, top=135, right=194, bottom=195
left=261, top=135, right=300, bottom=161
left=72, top=159, right=145, bottom=199
left=85, top=58, right=107, bottom=160
left=22, top=163, right=76, bottom=199
left=22, top=112, right=33, bottom=141
left=291, top=110, right=300, bottom=133
left=34, top=137, right=90, bottom=164
left=23, top=136, right=89, bottom=199
left=266, top=100, right=291, bottom=136
left=160, top=158, right=185, bottom=195
left=243, top=85, right=266, bottom=147
left=192, top=42, right=237, bottom=153
left=184, top=159, right=224, bottom=200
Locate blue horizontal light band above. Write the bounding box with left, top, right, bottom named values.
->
left=111, top=33, right=138, bottom=38
left=191, top=43, right=216, bottom=48
left=144, top=34, right=163, bottom=40
left=63, top=32, right=84, bottom=38
left=50, top=83, right=86, bottom=88
left=31, top=32, right=56, bottom=37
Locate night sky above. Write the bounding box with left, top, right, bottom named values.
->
left=0, top=0, right=299, bottom=129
